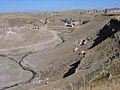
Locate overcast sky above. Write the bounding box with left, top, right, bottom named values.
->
left=0, top=0, right=120, bottom=12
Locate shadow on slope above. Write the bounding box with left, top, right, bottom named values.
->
left=101, top=14, right=120, bottom=16
left=63, top=60, right=80, bottom=78
left=90, top=19, right=120, bottom=49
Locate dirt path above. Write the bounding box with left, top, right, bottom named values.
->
left=0, top=26, right=62, bottom=53
left=0, top=26, right=62, bottom=90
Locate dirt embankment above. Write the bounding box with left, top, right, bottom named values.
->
left=0, top=12, right=120, bottom=90
left=33, top=19, right=120, bottom=90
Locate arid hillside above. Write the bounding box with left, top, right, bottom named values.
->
left=0, top=10, right=119, bottom=90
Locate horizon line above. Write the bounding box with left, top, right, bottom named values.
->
left=0, top=7, right=119, bottom=13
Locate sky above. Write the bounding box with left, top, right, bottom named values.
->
left=0, top=0, right=120, bottom=12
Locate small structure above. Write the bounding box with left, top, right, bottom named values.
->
left=40, top=18, right=48, bottom=25
left=7, top=30, right=17, bottom=35
left=65, top=22, right=75, bottom=27
left=79, top=37, right=89, bottom=46
left=26, top=24, right=33, bottom=29
left=33, top=26, right=39, bottom=30
left=79, top=50, right=86, bottom=57
left=33, top=79, right=43, bottom=84
left=106, top=73, right=113, bottom=80
left=73, top=47, right=78, bottom=52
left=45, top=78, right=49, bottom=84
left=108, top=73, right=113, bottom=80
left=81, top=50, right=86, bottom=55
left=61, top=19, right=76, bottom=27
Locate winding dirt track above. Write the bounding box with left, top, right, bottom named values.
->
left=0, top=26, right=62, bottom=90
left=0, top=26, right=62, bottom=53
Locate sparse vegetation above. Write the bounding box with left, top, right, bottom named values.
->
left=0, top=10, right=120, bottom=90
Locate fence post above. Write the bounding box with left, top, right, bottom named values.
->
left=102, top=63, right=104, bottom=71
left=83, top=75, right=85, bottom=86
left=93, top=68, right=96, bottom=78
left=108, top=58, right=112, bottom=66
left=69, top=82, right=73, bottom=90
left=116, top=52, right=120, bottom=58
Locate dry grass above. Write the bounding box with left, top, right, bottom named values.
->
left=76, top=59, right=120, bottom=90
left=76, top=75, right=120, bottom=90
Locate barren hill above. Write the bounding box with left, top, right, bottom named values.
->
left=0, top=10, right=119, bottom=90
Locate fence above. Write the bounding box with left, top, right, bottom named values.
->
left=67, top=51, right=120, bottom=90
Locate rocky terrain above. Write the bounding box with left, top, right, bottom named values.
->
left=0, top=10, right=120, bottom=90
